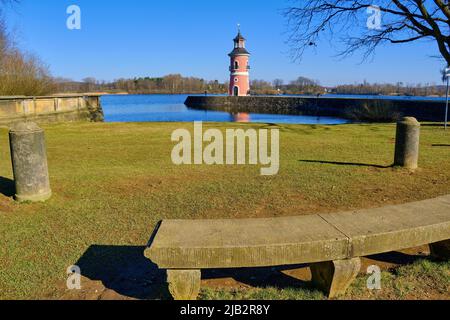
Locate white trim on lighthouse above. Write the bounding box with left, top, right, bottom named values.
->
left=231, top=72, right=249, bottom=76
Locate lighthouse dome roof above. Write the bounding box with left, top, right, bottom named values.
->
left=229, top=47, right=250, bottom=56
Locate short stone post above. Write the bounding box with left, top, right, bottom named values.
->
left=166, top=269, right=201, bottom=300
left=311, top=258, right=361, bottom=298
left=394, top=117, right=420, bottom=169
left=9, top=122, right=52, bottom=202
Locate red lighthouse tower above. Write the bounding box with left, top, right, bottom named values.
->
left=229, top=26, right=250, bottom=96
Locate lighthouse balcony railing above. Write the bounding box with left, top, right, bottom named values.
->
left=229, top=66, right=251, bottom=72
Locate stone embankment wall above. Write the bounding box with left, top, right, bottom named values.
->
left=185, top=96, right=446, bottom=122
left=0, top=95, right=104, bottom=126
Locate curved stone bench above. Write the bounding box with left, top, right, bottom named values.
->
left=144, top=195, right=450, bottom=300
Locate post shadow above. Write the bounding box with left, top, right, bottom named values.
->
left=0, top=177, right=15, bottom=198
left=299, top=159, right=393, bottom=169
left=75, top=245, right=166, bottom=300
left=432, top=144, right=450, bottom=147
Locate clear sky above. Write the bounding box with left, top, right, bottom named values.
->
left=2, top=0, right=446, bottom=86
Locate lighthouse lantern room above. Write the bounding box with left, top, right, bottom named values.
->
left=229, top=26, right=250, bottom=96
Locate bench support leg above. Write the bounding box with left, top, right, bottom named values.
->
left=166, top=269, right=201, bottom=300
left=311, top=258, right=361, bottom=299
left=430, top=240, right=450, bottom=260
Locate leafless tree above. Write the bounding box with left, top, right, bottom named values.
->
left=285, top=1, right=450, bottom=65
left=0, top=16, right=55, bottom=95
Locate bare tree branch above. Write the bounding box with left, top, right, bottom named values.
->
left=285, top=0, right=450, bottom=66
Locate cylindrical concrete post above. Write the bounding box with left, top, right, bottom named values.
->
left=394, top=117, right=420, bottom=169
left=9, top=122, right=52, bottom=202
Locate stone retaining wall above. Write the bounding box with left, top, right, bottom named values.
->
left=185, top=96, right=446, bottom=122
left=0, top=95, right=104, bottom=126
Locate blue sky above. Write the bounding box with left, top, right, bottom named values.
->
left=2, top=0, right=446, bottom=86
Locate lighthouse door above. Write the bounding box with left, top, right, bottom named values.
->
left=233, top=86, right=239, bottom=96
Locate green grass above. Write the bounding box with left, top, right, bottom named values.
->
left=0, top=122, right=449, bottom=300
left=201, top=259, right=450, bottom=300
left=200, top=287, right=326, bottom=300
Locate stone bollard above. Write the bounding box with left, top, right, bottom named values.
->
left=9, top=122, right=52, bottom=202
left=394, top=117, right=420, bottom=169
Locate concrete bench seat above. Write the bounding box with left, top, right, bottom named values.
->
left=145, top=195, right=450, bottom=300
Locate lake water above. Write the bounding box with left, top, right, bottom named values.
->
left=102, top=94, right=348, bottom=124
left=101, top=94, right=447, bottom=125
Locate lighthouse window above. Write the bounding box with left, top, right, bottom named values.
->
left=234, top=61, right=239, bottom=69
left=234, top=78, right=239, bottom=82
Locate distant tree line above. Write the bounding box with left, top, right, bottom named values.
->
left=55, top=76, right=324, bottom=96
left=249, top=76, right=323, bottom=95
left=7, top=68, right=448, bottom=97
left=54, top=74, right=228, bottom=94
left=251, top=77, right=447, bottom=97
left=333, top=81, right=447, bottom=97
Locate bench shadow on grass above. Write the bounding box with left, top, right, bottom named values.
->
left=367, top=251, right=428, bottom=265
left=300, top=160, right=393, bottom=169
left=76, top=245, right=313, bottom=299
left=0, top=177, right=15, bottom=197
left=75, top=245, right=166, bottom=300
left=76, top=246, right=314, bottom=300
left=76, top=246, right=428, bottom=300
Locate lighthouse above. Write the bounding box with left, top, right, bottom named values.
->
left=229, top=26, right=250, bottom=96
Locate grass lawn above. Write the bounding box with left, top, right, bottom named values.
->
left=0, top=121, right=449, bottom=300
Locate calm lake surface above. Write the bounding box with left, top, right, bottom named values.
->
left=101, top=94, right=446, bottom=124
left=102, top=94, right=348, bottom=124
